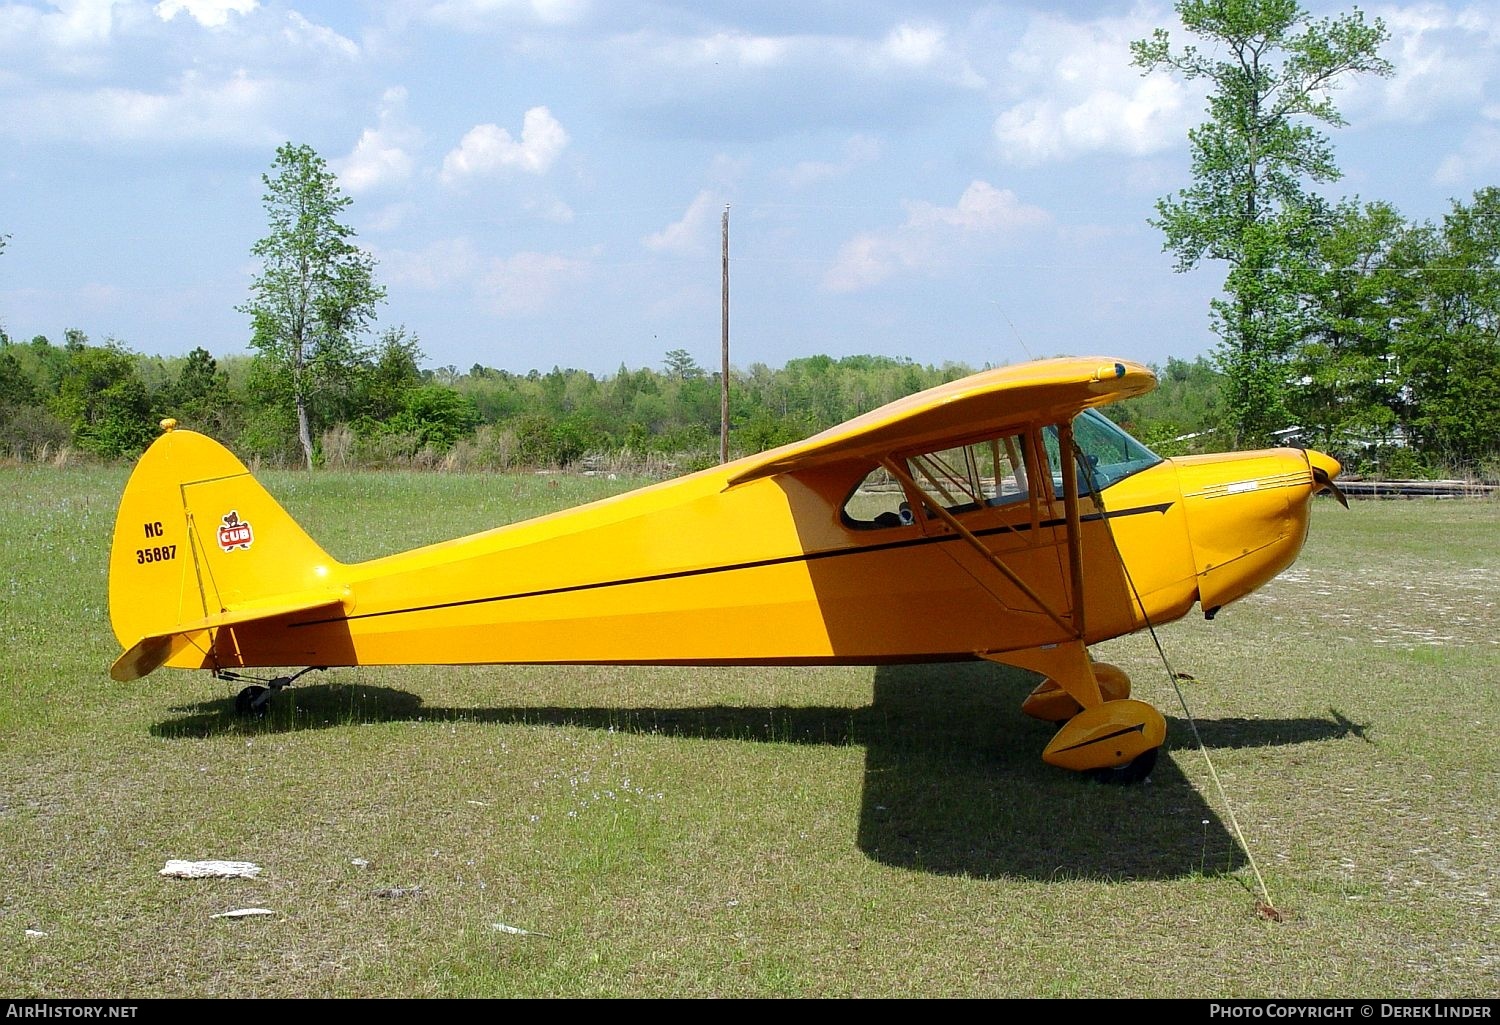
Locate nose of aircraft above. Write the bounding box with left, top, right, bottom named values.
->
left=1172, top=445, right=1348, bottom=620
left=1304, top=449, right=1348, bottom=508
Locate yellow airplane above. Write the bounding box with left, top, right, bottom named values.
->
left=107, top=356, right=1345, bottom=782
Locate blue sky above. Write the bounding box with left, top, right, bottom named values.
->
left=1, top=1, right=1497, bottom=377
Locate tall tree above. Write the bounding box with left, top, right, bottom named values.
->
left=1132, top=0, right=1391, bottom=447
left=1287, top=200, right=1409, bottom=456
left=1395, top=188, right=1500, bottom=470
left=663, top=348, right=703, bottom=380
left=239, top=143, right=385, bottom=469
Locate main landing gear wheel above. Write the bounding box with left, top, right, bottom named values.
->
left=233, top=685, right=270, bottom=718
left=1041, top=698, right=1167, bottom=781
left=1088, top=746, right=1158, bottom=785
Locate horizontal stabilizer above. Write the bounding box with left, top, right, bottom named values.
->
left=110, top=594, right=345, bottom=682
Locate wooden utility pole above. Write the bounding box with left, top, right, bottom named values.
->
left=720, top=204, right=730, bottom=464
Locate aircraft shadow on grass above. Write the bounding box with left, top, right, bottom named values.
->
left=152, top=661, right=1369, bottom=882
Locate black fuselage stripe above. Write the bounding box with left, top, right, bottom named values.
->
left=291, top=502, right=1173, bottom=629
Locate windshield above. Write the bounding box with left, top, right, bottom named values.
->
left=1044, top=409, right=1162, bottom=495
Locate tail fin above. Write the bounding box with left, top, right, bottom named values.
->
left=108, top=422, right=345, bottom=681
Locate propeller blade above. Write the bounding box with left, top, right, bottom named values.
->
left=1312, top=466, right=1349, bottom=508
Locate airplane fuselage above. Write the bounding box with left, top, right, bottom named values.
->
left=107, top=358, right=1342, bottom=776
left=114, top=424, right=1329, bottom=674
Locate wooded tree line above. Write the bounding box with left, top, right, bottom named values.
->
left=1113, top=188, right=1500, bottom=480
left=1, top=2, right=1495, bottom=480
left=0, top=330, right=993, bottom=472
left=0, top=315, right=1494, bottom=481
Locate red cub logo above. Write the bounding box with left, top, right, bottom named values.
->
left=218, top=511, right=254, bottom=552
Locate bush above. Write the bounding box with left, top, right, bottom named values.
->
left=0, top=404, right=72, bottom=461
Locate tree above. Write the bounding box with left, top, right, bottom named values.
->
left=663, top=349, right=703, bottom=380
left=1394, top=188, right=1500, bottom=471
left=1133, top=0, right=1391, bottom=447
left=170, top=346, right=237, bottom=436
left=361, top=325, right=426, bottom=422
left=0, top=348, right=34, bottom=408
left=1287, top=200, right=1409, bottom=462
left=51, top=340, right=155, bottom=459
left=381, top=386, right=482, bottom=454
left=239, top=143, right=385, bottom=469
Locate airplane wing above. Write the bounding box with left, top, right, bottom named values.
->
left=725, top=357, right=1154, bottom=487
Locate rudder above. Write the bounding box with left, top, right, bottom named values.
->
left=108, top=422, right=343, bottom=679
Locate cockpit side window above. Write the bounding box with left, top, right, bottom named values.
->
left=841, top=464, right=914, bottom=529
left=840, top=432, right=1033, bottom=529
left=907, top=434, right=1030, bottom=514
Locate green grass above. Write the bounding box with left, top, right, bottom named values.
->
left=0, top=466, right=1495, bottom=998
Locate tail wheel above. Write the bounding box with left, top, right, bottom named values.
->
left=233, top=685, right=269, bottom=718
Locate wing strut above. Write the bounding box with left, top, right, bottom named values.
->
left=884, top=423, right=1112, bottom=714
left=880, top=456, right=1078, bottom=639
left=1057, top=419, right=1087, bottom=639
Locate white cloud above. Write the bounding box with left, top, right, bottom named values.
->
left=1433, top=105, right=1500, bottom=186
left=282, top=10, right=359, bottom=58
left=823, top=181, right=1048, bottom=293
left=619, top=21, right=982, bottom=90
left=905, top=180, right=1049, bottom=233
left=0, top=0, right=124, bottom=53
left=477, top=251, right=589, bottom=315
left=823, top=233, right=905, bottom=294
left=876, top=21, right=982, bottom=86
left=1359, top=3, right=1500, bottom=122
left=363, top=201, right=417, bottom=234
left=334, top=86, right=417, bottom=193
left=421, top=0, right=589, bottom=31
left=47, top=0, right=121, bottom=45
left=440, top=106, right=568, bottom=184
left=0, top=67, right=279, bottom=144
left=782, top=134, right=881, bottom=189
left=991, top=9, right=1194, bottom=165
left=523, top=196, right=575, bottom=223
left=881, top=22, right=944, bottom=67
left=642, top=190, right=720, bottom=253
left=379, top=237, right=482, bottom=291
left=337, top=129, right=412, bottom=192
left=380, top=238, right=590, bottom=316
left=663, top=30, right=792, bottom=69
left=154, top=0, right=256, bottom=29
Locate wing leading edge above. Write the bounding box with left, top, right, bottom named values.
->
left=725, top=357, right=1155, bottom=487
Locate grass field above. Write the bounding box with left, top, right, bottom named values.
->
left=0, top=465, right=1495, bottom=998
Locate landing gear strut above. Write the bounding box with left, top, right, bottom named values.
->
left=222, top=667, right=326, bottom=718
